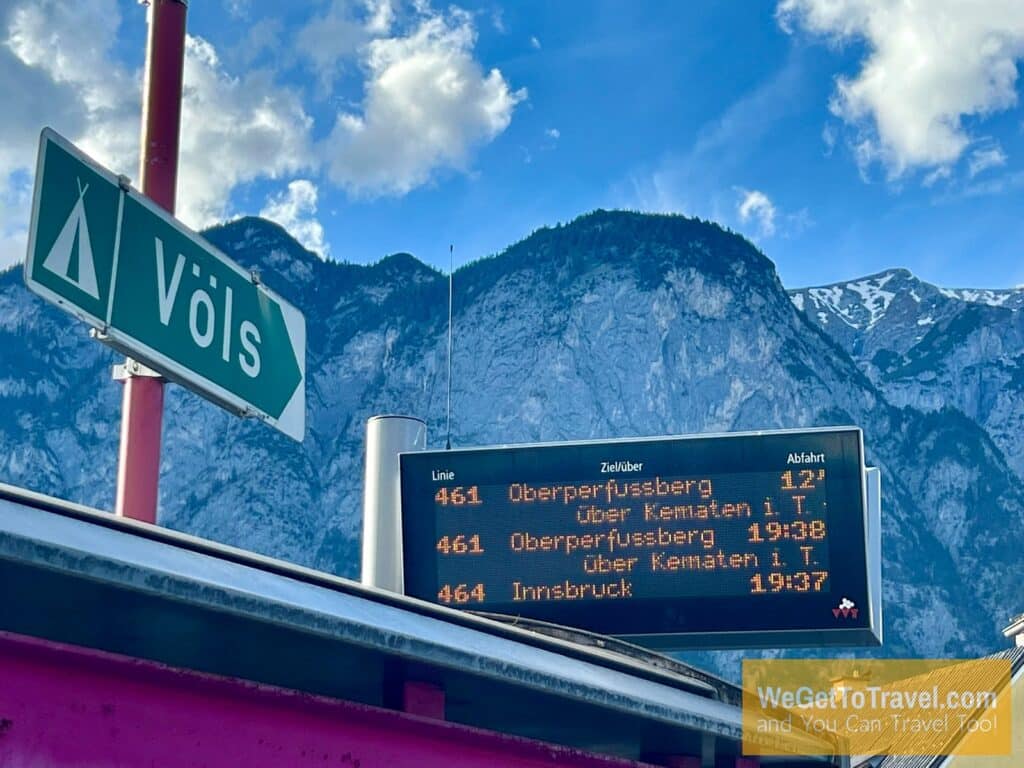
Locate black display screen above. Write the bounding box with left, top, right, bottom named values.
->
left=400, top=427, right=875, bottom=648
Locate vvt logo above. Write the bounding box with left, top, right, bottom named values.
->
left=833, top=597, right=859, bottom=619
left=41, top=177, right=100, bottom=299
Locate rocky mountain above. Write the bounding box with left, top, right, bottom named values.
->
left=791, top=271, right=1024, bottom=479
left=2, top=211, right=1022, bottom=675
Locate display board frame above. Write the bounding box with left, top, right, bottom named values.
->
left=399, top=427, right=882, bottom=650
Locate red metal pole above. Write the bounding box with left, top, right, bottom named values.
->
left=114, top=0, right=188, bottom=523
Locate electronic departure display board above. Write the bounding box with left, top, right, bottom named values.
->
left=400, top=427, right=881, bottom=649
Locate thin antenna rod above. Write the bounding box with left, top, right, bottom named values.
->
left=445, top=243, right=454, bottom=450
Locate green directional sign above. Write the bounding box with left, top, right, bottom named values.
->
left=24, top=128, right=305, bottom=441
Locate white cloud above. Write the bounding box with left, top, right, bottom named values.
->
left=225, top=0, right=251, bottom=19
left=821, top=123, right=836, bottom=156
left=259, top=180, right=328, bottom=258
left=0, top=0, right=138, bottom=269
left=3, top=0, right=138, bottom=177
left=736, top=188, right=777, bottom=238
left=778, top=0, right=1024, bottom=179
left=226, top=18, right=284, bottom=71
left=968, top=145, right=1008, bottom=177
left=922, top=166, right=952, bottom=188
left=0, top=0, right=523, bottom=268
left=545, top=127, right=560, bottom=140
left=366, top=0, right=396, bottom=34
left=0, top=0, right=313, bottom=251
left=491, top=7, right=506, bottom=34
left=960, top=168, right=1024, bottom=199
left=295, top=1, right=373, bottom=92
left=324, top=7, right=526, bottom=196
left=176, top=36, right=314, bottom=229
left=530, top=35, right=541, bottom=49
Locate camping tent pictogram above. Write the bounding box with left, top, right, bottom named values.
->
left=42, top=178, right=100, bottom=300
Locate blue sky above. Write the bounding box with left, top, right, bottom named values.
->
left=2, top=0, right=1023, bottom=288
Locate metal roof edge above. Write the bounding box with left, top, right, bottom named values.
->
left=0, top=483, right=757, bottom=740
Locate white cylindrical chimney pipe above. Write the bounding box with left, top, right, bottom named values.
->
left=361, top=415, right=427, bottom=592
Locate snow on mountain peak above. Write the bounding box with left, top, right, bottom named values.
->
left=845, top=273, right=897, bottom=329
left=791, top=268, right=1024, bottom=338
left=938, top=287, right=1020, bottom=308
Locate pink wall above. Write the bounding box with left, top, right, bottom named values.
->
left=0, top=631, right=649, bottom=768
